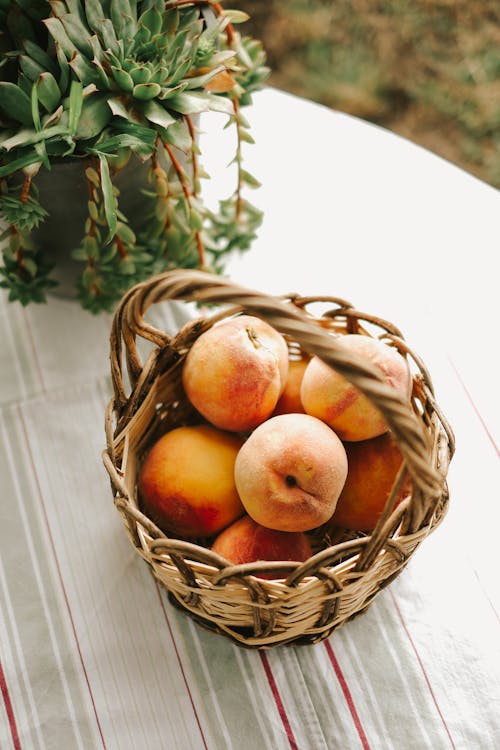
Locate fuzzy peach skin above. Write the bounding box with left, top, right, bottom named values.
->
left=272, top=358, right=309, bottom=416
left=300, top=334, right=412, bottom=441
left=234, top=413, right=348, bottom=532
left=211, top=515, right=312, bottom=579
left=138, top=425, right=244, bottom=538
left=182, top=315, right=289, bottom=433
left=328, top=432, right=412, bottom=532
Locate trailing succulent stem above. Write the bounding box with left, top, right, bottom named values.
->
left=0, top=1, right=269, bottom=312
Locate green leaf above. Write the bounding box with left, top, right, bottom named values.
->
left=204, top=93, right=235, bottom=115
left=19, top=54, right=45, bottom=83
left=44, top=17, right=77, bottom=59
left=0, top=128, right=34, bottom=152
left=221, top=10, right=250, bottom=24
left=164, top=92, right=210, bottom=115
left=129, top=65, right=152, bottom=85
left=76, top=94, right=112, bottom=139
left=68, top=80, right=83, bottom=135
left=85, top=166, right=100, bottom=186
left=89, top=33, right=105, bottom=64
left=117, top=257, right=136, bottom=275
left=162, top=119, right=191, bottom=151
left=0, top=124, right=70, bottom=152
left=133, top=82, right=162, bottom=101
left=238, top=129, right=255, bottom=144
left=150, top=65, right=169, bottom=86
left=240, top=169, right=261, bottom=188
left=113, top=120, right=157, bottom=147
left=83, top=235, right=99, bottom=258
left=189, top=208, right=203, bottom=231
left=0, top=82, right=33, bottom=126
left=98, top=154, right=117, bottom=241
left=82, top=265, right=96, bottom=289
left=41, top=105, right=64, bottom=129
left=141, top=100, right=176, bottom=129
left=139, top=7, right=162, bottom=37
left=65, top=0, right=87, bottom=16
left=110, top=0, right=135, bottom=40
left=30, top=84, right=41, bottom=132
left=60, top=14, right=94, bottom=58
left=111, top=66, right=134, bottom=92
left=84, top=0, right=106, bottom=36
left=107, top=96, right=131, bottom=119
left=100, top=19, right=119, bottom=53
left=88, top=200, right=99, bottom=221
left=91, top=133, right=154, bottom=157
left=168, top=57, right=192, bottom=87
left=36, top=73, right=61, bottom=113
left=116, top=222, right=136, bottom=244
left=99, top=242, right=117, bottom=263
left=69, top=53, right=101, bottom=86
left=163, top=7, right=180, bottom=34
left=56, top=42, right=70, bottom=93
left=22, top=258, right=38, bottom=278
left=132, top=25, right=151, bottom=49
left=22, top=41, right=58, bottom=77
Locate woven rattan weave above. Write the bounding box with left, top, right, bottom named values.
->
left=102, top=269, right=454, bottom=648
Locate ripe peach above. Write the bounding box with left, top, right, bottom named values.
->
left=234, top=413, right=348, bottom=532
left=272, top=357, right=308, bottom=416
left=212, top=515, right=312, bottom=579
left=300, top=334, right=412, bottom=441
left=329, top=432, right=412, bottom=532
left=182, top=315, right=289, bottom=433
left=138, top=424, right=244, bottom=538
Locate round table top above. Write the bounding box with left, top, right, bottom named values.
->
left=0, top=87, right=498, bottom=750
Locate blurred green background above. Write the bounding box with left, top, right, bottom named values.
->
left=232, top=0, right=500, bottom=189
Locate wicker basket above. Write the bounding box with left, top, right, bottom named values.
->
left=102, top=269, right=455, bottom=649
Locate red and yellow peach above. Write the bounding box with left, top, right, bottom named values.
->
left=211, top=515, right=312, bottom=579
left=182, top=315, right=289, bottom=433
left=329, top=431, right=411, bottom=532
left=300, top=334, right=411, bottom=441
left=234, top=413, right=348, bottom=532
left=138, top=424, right=244, bottom=538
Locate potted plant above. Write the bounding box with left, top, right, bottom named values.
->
left=0, top=1, right=269, bottom=312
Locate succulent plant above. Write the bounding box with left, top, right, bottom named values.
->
left=0, top=1, right=269, bottom=311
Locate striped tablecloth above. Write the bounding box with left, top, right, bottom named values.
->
left=1, top=89, right=499, bottom=750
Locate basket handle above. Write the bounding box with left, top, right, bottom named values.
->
left=109, top=269, right=442, bottom=502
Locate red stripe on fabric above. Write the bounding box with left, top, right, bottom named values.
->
left=0, top=657, right=22, bottom=750
left=18, top=409, right=107, bottom=750
left=324, top=640, right=371, bottom=750
left=389, top=591, right=457, bottom=750
left=21, top=309, right=46, bottom=394
left=259, top=651, right=298, bottom=750
left=471, top=568, right=499, bottom=623
left=154, top=582, right=209, bottom=750
left=448, top=357, right=499, bottom=459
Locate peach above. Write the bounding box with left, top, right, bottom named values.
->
left=234, top=413, right=348, bottom=532
left=272, top=357, right=308, bottom=416
left=138, top=424, right=244, bottom=538
left=329, top=432, right=412, bottom=532
left=182, top=314, right=289, bottom=433
left=212, top=515, right=312, bottom=579
left=300, top=334, right=412, bottom=441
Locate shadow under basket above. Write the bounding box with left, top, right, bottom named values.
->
left=102, top=269, right=455, bottom=649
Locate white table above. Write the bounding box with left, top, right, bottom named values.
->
left=1, top=87, right=499, bottom=750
